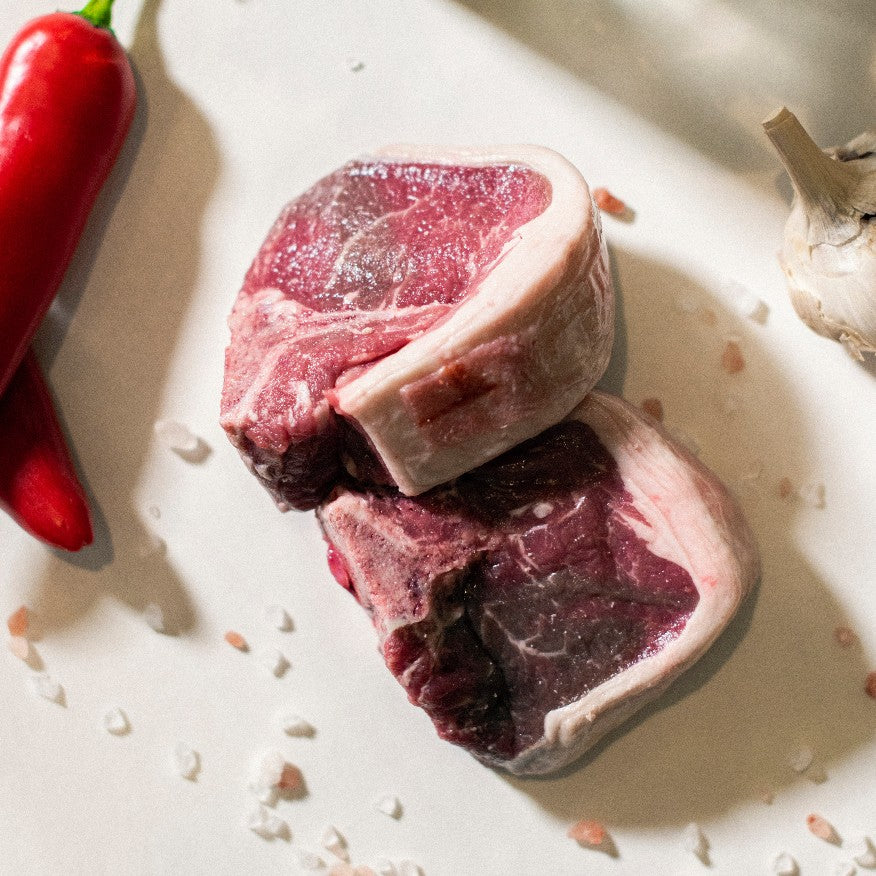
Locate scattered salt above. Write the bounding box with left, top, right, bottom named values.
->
left=278, top=763, right=303, bottom=793
left=641, top=398, right=664, bottom=422
left=806, top=812, right=839, bottom=844
left=778, top=477, right=796, bottom=500
left=682, top=822, right=709, bottom=863
left=396, top=862, right=424, bottom=876
left=225, top=630, right=248, bottom=651
left=7, top=605, right=28, bottom=637
left=147, top=504, right=161, bottom=520
left=259, top=647, right=289, bottom=677
left=373, top=861, right=398, bottom=876
left=8, top=635, right=30, bottom=662
left=867, top=671, right=876, bottom=699
left=153, top=419, right=200, bottom=454
left=721, top=339, right=746, bottom=374
left=251, top=749, right=285, bottom=789
left=788, top=743, right=815, bottom=773
left=374, top=794, right=402, bottom=819
left=144, top=602, right=167, bottom=634
left=30, top=673, right=63, bottom=704
left=592, top=187, right=627, bottom=216
left=328, top=865, right=357, bottom=876
left=700, top=308, right=718, bottom=326
left=758, top=787, right=775, bottom=805
left=835, top=626, right=858, bottom=647
left=532, top=502, right=553, bottom=519
left=834, top=862, right=857, bottom=876
left=246, top=803, right=289, bottom=840
left=322, top=825, right=350, bottom=862
left=772, top=852, right=799, bottom=875
left=799, top=481, right=826, bottom=509
left=280, top=713, right=315, bottom=737
left=671, top=428, right=701, bottom=456
left=806, top=762, right=828, bottom=784
left=136, top=532, right=166, bottom=560
left=264, top=604, right=292, bottom=631
left=102, top=707, right=130, bottom=736
left=716, top=390, right=742, bottom=416
left=292, top=848, right=326, bottom=871
left=673, top=294, right=699, bottom=315
left=347, top=58, right=365, bottom=72
left=848, top=836, right=876, bottom=867
left=724, top=280, right=769, bottom=324
left=173, top=742, right=200, bottom=779
left=740, top=460, right=764, bottom=482
left=567, top=818, right=606, bottom=847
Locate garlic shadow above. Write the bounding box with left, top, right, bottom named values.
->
left=452, top=0, right=875, bottom=174
left=30, top=0, right=219, bottom=636
left=503, top=249, right=874, bottom=828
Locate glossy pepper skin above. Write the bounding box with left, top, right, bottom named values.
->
left=0, top=350, right=93, bottom=551
left=0, top=2, right=137, bottom=396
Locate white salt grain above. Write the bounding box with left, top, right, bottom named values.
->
left=248, top=781, right=278, bottom=807
left=30, top=673, right=63, bottom=704
left=373, top=861, right=399, bottom=876
left=265, top=604, right=292, bottom=631
left=154, top=419, right=200, bottom=454
left=144, top=602, right=167, bottom=634
left=102, top=707, right=130, bottom=735
left=834, top=862, right=857, bottom=876
left=252, top=749, right=285, bottom=788
left=672, top=428, right=701, bottom=456
left=259, top=648, right=290, bottom=677
left=772, top=852, right=799, bottom=876
left=374, top=794, right=402, bottom=819
left=716, top=390, right=742, bottom=416
left=799, top=481, right=826, bottom=509
left=674, top=294, right=699, bottom=315
left=321, top=825, right=349, bottom=862
left=532, top=502, right=553, bottom=519
left=281, top=713, right=315, bottom=737
left=682, top=822, right=708, bottom=862
left=174, top=742, right=200, bottom=779
left=136, top=532, right=166, bottom=560
left=293, top=848, right=327, bottom=870
left=848, top=836, right=876, bottom=868
left=347, top=58, right=365, bottom=72
left=147, top=505, right=161, bottom=520
left=8, top=635, right=30, bottom=661
left=788, top=743, right=814, bottom=773
left=724, top=280, right=769, bottom=324
left=246, top=803, right=289, bottom=840
left=397, top=862, right=424, bottom=876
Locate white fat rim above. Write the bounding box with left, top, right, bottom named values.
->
left=332, top=145, right=594, bottom=492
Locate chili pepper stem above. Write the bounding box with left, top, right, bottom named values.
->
left=77, top=0, right=115, bottom=30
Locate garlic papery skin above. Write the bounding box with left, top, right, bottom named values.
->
left=763, top=107, right=876, bottom=359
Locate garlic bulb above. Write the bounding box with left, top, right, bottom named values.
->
left=763, top=107, right=876, bottom=358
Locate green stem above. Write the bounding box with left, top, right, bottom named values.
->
left=76, top=0, right=115, bottom=29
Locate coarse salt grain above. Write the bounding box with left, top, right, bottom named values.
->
left=848, top=835, right=876, bottom=867
left=806, top=762, right=828, bottom=783
left=724, top=280, right=770, bottom=324
left=778, top=477, right=796, bottom=500
left=173, top=742, right=200, bottom=779
left=8, top=635, right=30, bottom=661
left=867, top=671, right=876, bottom=699
left=671, top=428, right=701, bottom=456
left=278, top=763, right=303, bottom=793
left=280, top=713, right=315, bottom=737
left=700, top=308, right=718, bottom=326
left=716, top=390, right=742, bottom=416
left=225, top=630, right=248, bottom=651
left=153, top=419, right=200, bottom=454
left=788, top=743, right=815, bottom=773
left=252, top=749, right=285, bottom=788
left=641, top=398, right=664, bottom=422
left=264, top=604, right=292, bottom=631
left=374, top=794, right=402, bottom=819
left=327, top=865, right=357, bottom=876
left=347, top=58, right=365, bottom=72
left=834, top=861, right=857, bottom=876
left=373, top=860, right=398, bottom=876
left=759, top=787, right=775, bottom=805
left=396, top=862, right=424, bottom=876
left=30, top=673, right=63, bottom=704
left=567, top=818, right=606, bottom=847
left=147, top=504, right=161, bottom=520
left=259, top=647, right=289, bottom=677
left=7, top=605, right=28, bottom=637
left=144, top=602, right=167, bottom=634
left=102, top=707, right=130, bottom=735
left=322, top=825, right=349, bottom=862
left=806, top=813, right=839, bottom=843
left=246, top=803, right=289, bottom=840
left=721, top=340, right=746, bottom=374
left=292, top=848, right=326, bottom=871
left=772, top=852, right=799, bottom=875
left=532, top=502, right=553, bottom=519
left=592, top=187, right=627, bottom=215
left=682, top=822, right=708, bottom=862
left=835, top=626, right=858, bottom=647
left=799, top=481, right=826, bottom=508
left=674, top=294, right=699, bottom=315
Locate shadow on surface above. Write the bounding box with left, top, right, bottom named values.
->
left=505, top=248, right=874, bottom=826
left=32, top=0, right=220, bottom=635
left=453, top=0, right=875, bottom=172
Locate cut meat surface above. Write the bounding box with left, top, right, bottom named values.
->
left=221, top=146, right=613, bottom=509
left=317, top=391, right=759, bottom=775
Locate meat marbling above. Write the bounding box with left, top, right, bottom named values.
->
left=317, top=391, right=759, bottom=775
left=221, top=146, right=613, bottom=509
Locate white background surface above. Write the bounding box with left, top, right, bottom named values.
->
left=1, top=1, right=874, bottom=873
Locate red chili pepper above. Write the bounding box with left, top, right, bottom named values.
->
left=0, top=0, right=137, bottom=396
left=0, top=350, right=93, bottom=551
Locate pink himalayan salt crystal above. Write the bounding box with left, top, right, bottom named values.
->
left=641, top=398, right=664, bottom=422
left=806, top=813, right=839, bottom=844
left=866, top=671, right=876, bottom=700
left=568, top=818, right=607, bottom=847
left=7, top=606, right=28, bottom=637
left=721, top=340, right=745, bottom=374
left=8, top=635, right=30, bottom=661
left=224, top=630, right=248, bottom=651
left=834, top=626, right=858, bottom=647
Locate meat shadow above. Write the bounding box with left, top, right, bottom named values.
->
left=452, top=0, right=875, bottom=174
left=502, top=249, right=874, bottom=827
left=29, top=0, right=220, bottom=635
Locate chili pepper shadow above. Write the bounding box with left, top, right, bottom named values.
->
left=30, top=0, right=221, bottom=636
left=497, top=249, right=874, bottom=830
